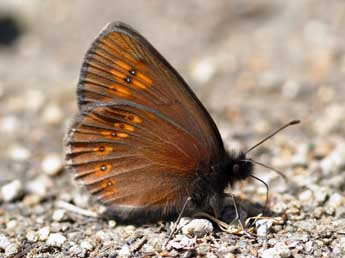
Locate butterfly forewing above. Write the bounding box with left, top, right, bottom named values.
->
left=65, top=22, right=226, bottom=220
left=78, top=22, right=224, bottom=162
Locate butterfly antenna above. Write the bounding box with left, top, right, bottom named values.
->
left=245, top=120, right=300, bottom=155
left=249, top=174, right=269, bottom=214
left=242, top=158, right=288, bottom=182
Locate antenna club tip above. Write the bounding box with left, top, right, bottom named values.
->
left=290, top=120, right=301, bottom=125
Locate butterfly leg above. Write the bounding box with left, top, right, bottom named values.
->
left=163, top=196, right=192, bottom=248
left=228, top=193, right=252, bottom=237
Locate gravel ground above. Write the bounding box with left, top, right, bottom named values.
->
left=0, top=1, right=345, bottom=257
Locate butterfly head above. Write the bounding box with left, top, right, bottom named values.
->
left=227, top=151, right=254, bottom=183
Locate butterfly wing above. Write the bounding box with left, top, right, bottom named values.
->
left=65, top=22, right=225, bottom=221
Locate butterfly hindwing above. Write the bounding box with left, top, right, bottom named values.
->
left=65, top=22, right=226, bottom=220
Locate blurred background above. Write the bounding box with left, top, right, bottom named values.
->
left=0, top=0, right=344, bottom=257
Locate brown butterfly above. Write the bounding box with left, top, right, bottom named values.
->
left=64, top=21, right=297, bottom=223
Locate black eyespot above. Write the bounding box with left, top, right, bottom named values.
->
left=99, top=146, right=105, bottom=152
left=111, top=132, right=117, bottom=137
left=129, top=69, right=136, bottom=75
left=101, top=164, right=107, bottom=171
left=124, top=77, right=131, bottom=83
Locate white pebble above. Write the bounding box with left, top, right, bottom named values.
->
left=0, top=116, right=18, bottom=133
left=181, top=219, right=213, bottom=237
left=328, top=193, right=344, bottom=208
left=26, top=175, right=53, bottom=196
left=26, top=231, right=39, bottom=242
left=118, top=244, right=130, bottom=256
left=314, top=191, right=328, bottom=204
left=80, top=240, right=94, bottom=251
left=314, top=104, right=343, bottom=135
left=69, top=244, right=86, bottom=257
left=108, top=220, right=116, bottom=228
left=190, top=57, right=216, bottom=84
left=1, top=180, right=23, bottom=202
left=41, top=153, right=62, bottom=176
left=282, top=80, right=301, bottom=99
left=52, top=209, right=66, bottom=222
left=8, top=145, right=30, bottom=161
left=0, top=234, right=11, bottom=249
left=256, top=219, right=273, bottom=237
left=298, top=190, right=313, bottom=203
left=46, top=233, right=66, bottom=247
left=6, top=220, right=17, bottom=230
left=320, top=145, right=345, bottom=173
left=260, top=242, right=291, bottom=258
left=5, top=243, right=20, bottom=256
left=42, top=104, right=63, bottom=124
left=38, top=226, right=50, bottom=241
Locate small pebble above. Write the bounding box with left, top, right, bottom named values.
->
left=118, top=244, right=130, bottom=256
left=0, top=116, right=18, bottom=134
left=298, top=190, right=313, bottom=203
left=291, top=143, right=309, bottom=166
left=260, top=242, right=291, bottom=258
left=41, top=153, right=62, bottom=176
left=206, top=252, right=218, bottom=258
left=181, top=219, right=213, bottom=237
left=5, top=243, right=20, bottom=257
left=0, top=234, right=11, bottom=250
left=224, top=254, right=236, bottom=258
left=320, top=144, right=345, bottom=174
left=46, top=233, right=66, bottom=247
left=69, top=244, right=86, bottom=258
left=258, top=71, right=284, bottom=89
left=80, top=240, right=94, bottom=251
left=282, top=80, right=302, bottom=99
left=23, top=194, right=42, bottom=206
left=256, top=219, right=273, bottom=237
left=52, top=209, right=66, bottom=222
left=26, top=231, right=39, bottom=242
left=26, top=175, right=53, bottom=196
left=6, top=220, right=17, bottom=230
left=42, top=104, right=63, bottom=124
left=190, top=57, right=217, bottom=84
left=314, top=104, right=344, bottom=135
left=313, top=207, right=324, bottom=219
left=1, top=180, right=23, bottom=202
left=108, top=220, right=116, bottom=228
left=328, top=193, right=344, bottom=208
left=8, top=145, right=30, bottom=161
left=312, top=186, right=328, bottom=204
left=305, top=240, right=314, bottom=253
left=72, top=192, right=90, bottom=208
left=38, top=226, right=50, bottom=241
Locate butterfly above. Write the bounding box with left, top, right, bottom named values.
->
left=64, top=21, right=296, bottom=223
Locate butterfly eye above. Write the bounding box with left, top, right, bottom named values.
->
left=233, top=164, right=240, bottom=174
